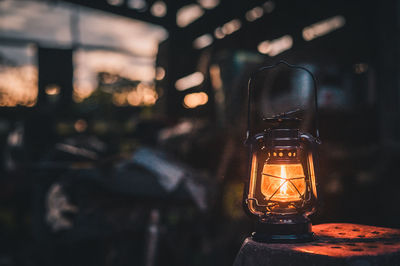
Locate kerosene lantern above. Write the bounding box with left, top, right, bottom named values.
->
left=243, top=61, right=320, bottom=242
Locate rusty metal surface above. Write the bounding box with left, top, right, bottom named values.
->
left=233, top=223, right=400, bottom=266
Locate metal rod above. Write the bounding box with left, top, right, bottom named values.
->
left=144, top=209, right=161, bottom=266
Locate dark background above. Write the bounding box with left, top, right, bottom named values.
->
left=0, top=0, right=399, bottom=265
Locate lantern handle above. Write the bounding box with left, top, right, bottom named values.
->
left=246, top=60, right=320, bottom=142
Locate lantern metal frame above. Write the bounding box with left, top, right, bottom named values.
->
left=243, top=61, right=321, bottom=243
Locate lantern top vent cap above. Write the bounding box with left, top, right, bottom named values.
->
left=263, top=109, right=302, bottom=129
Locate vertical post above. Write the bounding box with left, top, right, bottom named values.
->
left=144, top=209, right=161, bottom=266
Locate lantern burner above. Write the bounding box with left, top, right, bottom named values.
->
left=252, top=215, right=314, bottom=243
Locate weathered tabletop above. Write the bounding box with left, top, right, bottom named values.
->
left=233, top=223, right=400, bottom=266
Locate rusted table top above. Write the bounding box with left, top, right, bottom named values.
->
left=233, top=223, right=400, bottom=266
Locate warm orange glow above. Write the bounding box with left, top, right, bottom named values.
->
left=183, top=92, right=208, bottom=108
left=73, top=80, right=96, bottom=102
left=176, top=4, right=204, bottom=27
left=213, top=19, right=241, bottom=40
left=0, top=65, right=38, bottom=107
left=261, top=163, right=306, bottom=202
left=209, top=64, right=224, bottom=104
left=302, top=15, right=345, bottom=41
left=74, top=119, right=88, bottom=132
left=45, top=84, right=61, bottom=96
left=245, top=6, right=264, bottom=22
left=214, top=27, right=225, bottom=39
left=112, top=92, right=127, bottom=106
left=221, top=19, right=241, bottom=35
left=197, top=0, right=219, bottom=9
left=257, top=35, right=293, bottom=56
left=294, top=224, right=400, bottom=257
left=193, top=34, right=213, bottom=49
left=112, top=83, right=158, bottom=107
left=209, top=64, right=222, bottom=90
left=73, top=49, right=158, bottom=102
left=280, top=165, right=288, bottom=195
left=155, top=67, right=165, bottom=80
left=150, top=1, right=167, bottom=17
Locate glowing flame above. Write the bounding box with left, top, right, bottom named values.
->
left=280, top=165, right=288, bottom=195
left=261, top=163, right=306, bottom=203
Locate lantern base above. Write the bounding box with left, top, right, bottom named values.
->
left=252, top=216, right=315, bottom=243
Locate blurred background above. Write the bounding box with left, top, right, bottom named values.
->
left=0, top=0, right=398, bottom=265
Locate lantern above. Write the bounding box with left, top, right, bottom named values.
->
left=243, top=61, right=320, bottom=242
